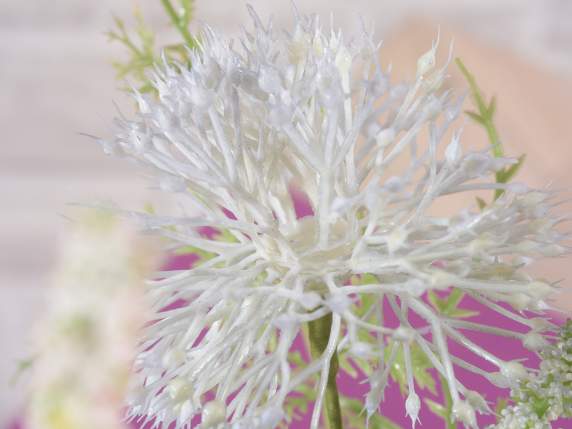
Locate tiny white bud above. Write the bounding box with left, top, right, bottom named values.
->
left=335, top=47, right=352, bottom=74
left=445, top=134, right=461, bottom=165
left=386, top=227, right=409, bottom=253
left=393, top=326, right=415, bottom=342
left=500, top=361, right=528, bottom=383
left=259, top=406, right=284, bottom=428
left=202, top=400, right=227, bottom=427
left=461, top=153, right=491, bottom=177
left=488, top=371, right=511, bottom=389
left=521, top=191, right=547, bottom=206
left=417, top=46, right=437, bottom=77
left=326, top=293, right=352, bottom=313
left=405, top=392, right=421, bottom=426
left=465, top=390, right=490, bottom=413
left=507, top=292, right=532, bottom=311
left=507, top=182, right=529, bottom=194
left=466, top=235, right=494, bottom=255
left=162, top=348, right=186, bottom=368
left=430, top=270, right=456, bottom=290
left=350, top=341, right=373, bottom=358
left=539, top=244, right=566, bottom=257
left=529, top=318, right=552, bottom=332
left=453, top=400, right=477, bottom=428
left=272, top=314, right=299, bottom=329
left=168, top=378, right=192, bottom=403
left=375, top=127, right=396, bottom=148
left=384, top=176, right=405, bottom=193
left=516, top=240, right=538, bottom=253
left=258, top=66, right=282, bottom=94
left=523, top=331, right=549, bottom=351
left=406, top=279, right=427, bottom=298
left=526, top=281, right=554, bottom=301
left=300, top=292, right=321, bottom=310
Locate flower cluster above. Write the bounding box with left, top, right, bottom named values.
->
left=27, top=211, right=156, bottom=429
left=100, top=6, right=568, bottom=429
left=490, top=320, right=572, bottom=429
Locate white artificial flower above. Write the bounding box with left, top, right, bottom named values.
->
left=99, top=6, right=568, bottom=429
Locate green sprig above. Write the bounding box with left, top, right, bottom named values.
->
left=455, top=58, right=525, bottom=203
left=108, top=1, right=197, bottom=93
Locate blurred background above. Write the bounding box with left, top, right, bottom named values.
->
left=1, top=0, right=571, bottom=425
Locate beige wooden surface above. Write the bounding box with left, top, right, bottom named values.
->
left=1, top=0, right=571, bottom=424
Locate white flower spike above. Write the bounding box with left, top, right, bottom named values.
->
left=99, top=6, right=569, bottom=429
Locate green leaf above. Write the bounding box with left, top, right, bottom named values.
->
left=428, top=290, right=445, bottom=312
left=443, top=288, right=464, bottom=313
left=109, top=2, right=197, bottom=95
left=457, top=57, right=527, bottom=204
left=216, top=228, right=239, bottom=243
left=10, top=355, right=35, bottom=385
left=425, top=398, right=447, bottom=418
left=174, top=245, right=215, bottom=261
left=487, top=95, right=497, bottom=118
left=386, top=341, right=436, bottom=395
left=446, top=308, right=479, bottom=319
left=160, top=0, right=198, bottom=50
left=495, top=397, right=509, bottom=416
left=283, top=368, right=316, bottom=422
left=288, top=350, right=306, bottom=367
left=338, top=354, right=360, bottom=378
left=476, top=196, right=487, bottom=210
left=531, top=396, right=551, bottom=419
left=464, top=110, right=486, bottom=126
left=428, top=288, right=477, bottom=319
left=498, top=154, right=526, bottom=184
left=455, top=58, right=488, bottom=115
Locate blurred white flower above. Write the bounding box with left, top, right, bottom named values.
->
left=27, top=211, right=156, bottom=429
left=100, top=6, right=568, bottom=429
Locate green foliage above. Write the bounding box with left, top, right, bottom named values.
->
left=494, top=397, right=508, bottom=417
left=173, top=244, right=216, bottom=261
left=174, top=228, right=237, bottom=261
left=386, top=341, right=436, bottom=396
left=160, top=0, right=197, bottom=50
left=427, top=288, right=478, bottom=319
left=455, top=58, right=525, bottom=203
left=425, top=375, right=456, bottom=429
left=108, top=1, right=198, bottom=93
left=107, top=10, right=158, bottom=93
left=10, top=355, right=35, bottom=385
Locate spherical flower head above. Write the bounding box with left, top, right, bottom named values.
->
left=101, top=6, right=569, bottom=429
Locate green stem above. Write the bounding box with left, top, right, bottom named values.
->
left=440, top=375, right=456, bottom=429
left=160, top=0, right=198, bottom=49
left=455, top=58, right=503, bottom=158
left=307, top=313, right=343, bottom=429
